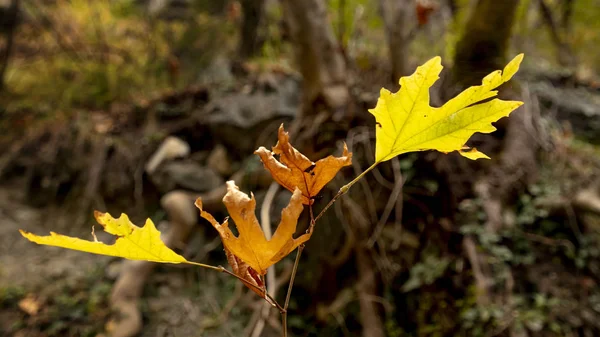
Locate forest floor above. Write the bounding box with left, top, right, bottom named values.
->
left=0, top=180, right=256, bottom=337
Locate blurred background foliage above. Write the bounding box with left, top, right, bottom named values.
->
left=2, top=0, right=599, bottom=113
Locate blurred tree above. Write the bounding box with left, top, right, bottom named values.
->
left=281, top=0, right=349, bottom=117
left=0, top=0, right=19, bottom=93
left=537, top=0, right=576, bottom=68
left=446, top=0, right=458, bottom=16
left=379, top=0, right=412, bottom=83
left=451, top=0, right=521, bottom=88
left=238, top=0, right=265, bottom=58
left=561, top=0, right=574, bottom=31
left=444, top=1, right=539, bottom=327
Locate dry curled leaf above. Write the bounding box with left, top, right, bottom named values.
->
left=196, top=181, right=310, bottom=275
left=255, top=124, right=352, bottom=204
left=20, top=212, right=186, bottom=263
left=224, top=247, right=277, bottom=305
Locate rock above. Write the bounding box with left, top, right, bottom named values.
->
left=202, top=74, right=300, bottom=155
left=160, top=191, right=197, bottom=230
left=207, top=144, right=234, bottom=176
left=151, top=161, right=224, bottom=193
left=530, top=81, right=600, bottom=144
left=146, top=136, right=190, bottom=174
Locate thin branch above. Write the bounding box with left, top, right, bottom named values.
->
left=184, top=261, right=226, bottom=272
left=252, top=182, right=279, bottom=337
left=184, top=262, right=284, bottom=312
left=367, top=157, right=403, bottom=247
left=284, top=245, right=304, bottom=310
left=261, top=182, right=279, bottom=292
left=314, top=162, right=379, bottom=224
left=281, top=244, right=304, bottom=337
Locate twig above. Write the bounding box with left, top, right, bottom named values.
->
left=185, top=261, right=283, bottom=311
left=356, top=243, right=385, bottom=337
left=462, top=236, right=490, bottom=306
left=314, top=162, right=379, bottom=223
left=347, top=127, right=394, bottom=189
left=521, top=231, right=575, bottom=252
left=367, top=157, right=403, bottom=247
left=330, top=199, right=356, bottom=268
left=274, top=262, right=294, bottom=291
left=251, top=182, right=279, bottom=337
left=218, top=266, right=284, bottom=311
left=196, top=281, right=244, bottom=334
left=346, top=128, right=378, bottom=223
left=281, top=244, right=304, bottom=337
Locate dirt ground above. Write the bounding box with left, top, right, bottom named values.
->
left=0, top=183, right=255, bottom=337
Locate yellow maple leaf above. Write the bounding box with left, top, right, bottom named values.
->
left=370, top=54, right=524, bottom=162
left=19, top=211, right=186, bottom=263
left=196, top=181, right=311, bottom=275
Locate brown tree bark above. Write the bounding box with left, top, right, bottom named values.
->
left=443, top=0, right=539, bottom=312
left=450, top=0, right=521, bottom=90
left=561, top=0, right=574, bottom=32
left=450, top=0, right=537, bottom=217
left=537, top=0, right=576, bottom=68
left=0, top=0, right=19, bottom=93
left=281, top=0, right=349, bottom=115
left=379, top=0, right=412, bottom=84
left=238, top=0, right=265, bottom=59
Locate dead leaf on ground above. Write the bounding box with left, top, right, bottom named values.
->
left=196, top=181, right=310, bottom=275
left=18, top=294, right=42, bottom=316
left=255, top=124, right=352, bottom=205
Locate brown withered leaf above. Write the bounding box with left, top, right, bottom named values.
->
left=223, top=247, right=276, bottom=305
left=255, top=124, right=352, bottom=205
left=195, top=181, right=310, bottom=275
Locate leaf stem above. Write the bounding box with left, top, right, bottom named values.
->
left=313, top=162, right=379, bottom=223
left=282, top=311, right=288, bottom=337
left=183, top=261, right=225, bottom=272
left=281, top=244, right=304, bottom=337
left=185, top=261, right=284, bottom=312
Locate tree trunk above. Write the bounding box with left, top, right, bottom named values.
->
left=443, top=0, right=539, bottom=314
left=238, top=0, right=265, bottom=59
left=356, top=246, right=386, bottom=337
left=0, top=0, right=19, bottom=93
left=561, top=0, right=574, bottom=32
left=281, top=0, right=349, bottom=115
left=446, top=0, right=458, bottom=16
left=537, top=0, right=576, bottom=68
left=379, top=0, right=412, bottom=84
left=450, top=0, right=521, bottom=91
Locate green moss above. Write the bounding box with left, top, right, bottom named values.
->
left=0, top=285, right=26, bottom=307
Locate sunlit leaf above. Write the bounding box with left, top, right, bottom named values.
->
left=370, top=54, right=524, bottom=162
left=20, top=212, right=186, bottom=263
